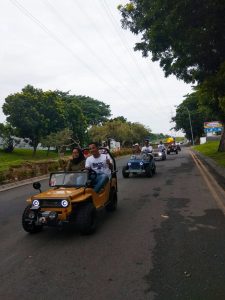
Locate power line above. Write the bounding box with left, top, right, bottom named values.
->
left=9, top=0, right=145, bottom=117
left=101, top=0, right=170, bottom=111
left=42, top=0, right=156, bottom=111
left=42, top=0, right=167, bottom=119
left=11, top=0, right=168, bottom=121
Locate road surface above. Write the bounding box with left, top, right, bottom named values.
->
left=1, top=148, right=225, bottom=300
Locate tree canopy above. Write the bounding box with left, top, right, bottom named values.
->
left=88, top=119, right=151, bottom=146
left=119, top=0, right=225, bottom=151
left=118, top=0, right=225, bottom=84
left=2, top=85, right=112, bottom=153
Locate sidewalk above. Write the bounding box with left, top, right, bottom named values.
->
left=0, top=174, right=49, bottom=192
left=192, top=149, right=225, bottom=189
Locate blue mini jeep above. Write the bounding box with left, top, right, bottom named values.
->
left=122, top=153, right=156, bottom=178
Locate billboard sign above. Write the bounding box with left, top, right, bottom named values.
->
left=204, top=121, right=223, bottom=133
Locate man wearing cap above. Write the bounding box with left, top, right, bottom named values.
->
left=141, top=139, right=153, bottom=153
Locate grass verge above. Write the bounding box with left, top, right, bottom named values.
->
left=193, top=141, right=225, bottom=168
left=0, top=149, right=59, bottom=172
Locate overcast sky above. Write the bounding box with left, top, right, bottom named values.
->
left=0, top=0, right=193, bottom=135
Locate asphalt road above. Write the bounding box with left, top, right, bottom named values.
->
left=1, top=148, right=225, bottom=300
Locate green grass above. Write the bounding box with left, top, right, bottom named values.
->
left=193, top=141, right=225, bottom=168
left=0, top=148, right=59, bottom=172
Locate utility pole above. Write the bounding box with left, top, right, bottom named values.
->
left=186, top=107, right=194, bottom=145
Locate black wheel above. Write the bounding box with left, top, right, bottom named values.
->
left=152, top=164, right=156, bottom=175
left=22, top=205, right=43, bottom=233
left=145, top=165, right=153, bottom=177
left=105, top=188, right=117, bottom=212
left=176, top=150, right=178, bottom=154
left=167, top=151, right=170, bottom=155
left=122, top=166, right=129, bottom=178
left=76, top=203, right=97, bottom=235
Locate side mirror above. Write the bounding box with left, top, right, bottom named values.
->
left=33, top=182, right=41, bottom=192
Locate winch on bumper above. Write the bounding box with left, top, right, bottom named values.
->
left=29, top=207, right=61, bottom=225
left=24, top=198, right=73, bottom=230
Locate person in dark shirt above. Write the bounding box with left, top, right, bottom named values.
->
left=66, top=147, right=85, bottom=171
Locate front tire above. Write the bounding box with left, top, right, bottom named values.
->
left=146, top=166, right=153, bottom=177
left=22, top=205, right=43, bottom=233
left=122, top=166, right=129, bottom=178
left=105, top=188, right=117, bottom=212
left=76, top=203, right=97, bottom=235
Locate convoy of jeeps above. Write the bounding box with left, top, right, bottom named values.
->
left=22, top=140, right=181, bottom=235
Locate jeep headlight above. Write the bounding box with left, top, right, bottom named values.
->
left=61, top=199, right=69, bottom=207
left=159, top=152, right=162, bottom=156
left=32, top=199, right=40, bottom=207
left=140, top=162, right=143, bottom=166
left=128, top=162, right=131, bottom=166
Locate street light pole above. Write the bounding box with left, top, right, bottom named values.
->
left=186, top=107, right=194, bottom=145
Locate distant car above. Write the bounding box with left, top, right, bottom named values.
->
left=152, top=149, right=166, bottom=161
left=167, top=144, right=178, bottom=155
left=122, top=153, right=156, bottom=178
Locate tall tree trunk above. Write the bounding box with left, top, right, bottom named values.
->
left=218, top=124, right=225, bottom=152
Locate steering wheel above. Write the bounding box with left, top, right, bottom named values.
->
left=88, top=169, right=97, bottom=181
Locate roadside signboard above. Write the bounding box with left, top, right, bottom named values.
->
left=204, top=121, right=223, bottom=133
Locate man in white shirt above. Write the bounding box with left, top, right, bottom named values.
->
left=85, top=142, right=113, bottom=193
left=141, top=139, right=153, bottom=153
left=158, top=141, right=166, bottom=152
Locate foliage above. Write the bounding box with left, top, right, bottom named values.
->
left=40, top=128, right=77, bottom=156
left=193, top=141, right=225, bottom=168
left=88, top=120, right=151, bottom=146
left=118, top=0, right=225, bottom=84
left=57, top=92, right=111, bottom=127
left=172, top=93, right=211, bottom=141
left=119, top=0, right=225, bottom=151
left=0, top=123, right=19, bottom=152
left=0, top=148, right=59, bottom=172
left=2, top=85, right=65, bottom=154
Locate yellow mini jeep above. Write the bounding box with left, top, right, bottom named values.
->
left=22, top=148, right=118, bottom=235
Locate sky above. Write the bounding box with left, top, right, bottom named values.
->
left=0, top=0, right=193, bottom=135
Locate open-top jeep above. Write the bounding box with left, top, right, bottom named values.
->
left=122, top=152, right=156, bottom=178
left=22, top=148, right=117, bottom=235
left=167, top=143, right=178, bottom=155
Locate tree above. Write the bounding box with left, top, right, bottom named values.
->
left=118, top=0, right=225, bottom=84
left=88, top=120, right=151, bottom=146
left=0, top=123, right=19, bottom=152
left=172, top=92, right=217, bottom=142
left=57, top=93, right=111, bottom=127
left=2, top=85, right=65, bottom=155
left=41, top=128, right=78, bottom=156
left=63, top=101, right=87, bottom=147
left=119, top=1, right=225, bottom=150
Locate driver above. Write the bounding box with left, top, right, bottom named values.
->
left=85, top=142, right=113, bottom=193
left=141, top=139, right=153, bottom=153
left=158, top=141, right=166, bottom=152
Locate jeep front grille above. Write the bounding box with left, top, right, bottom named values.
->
left=130, top=162, right=141, bottom=169
left=39, top=199, right=63, bottom=208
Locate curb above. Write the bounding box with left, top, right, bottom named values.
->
left=0, top=175, right=49, bottom=192
left=191, top=149, right=225, bottom=189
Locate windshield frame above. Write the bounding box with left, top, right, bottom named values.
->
left=49, top=171, right=89, bottom=188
